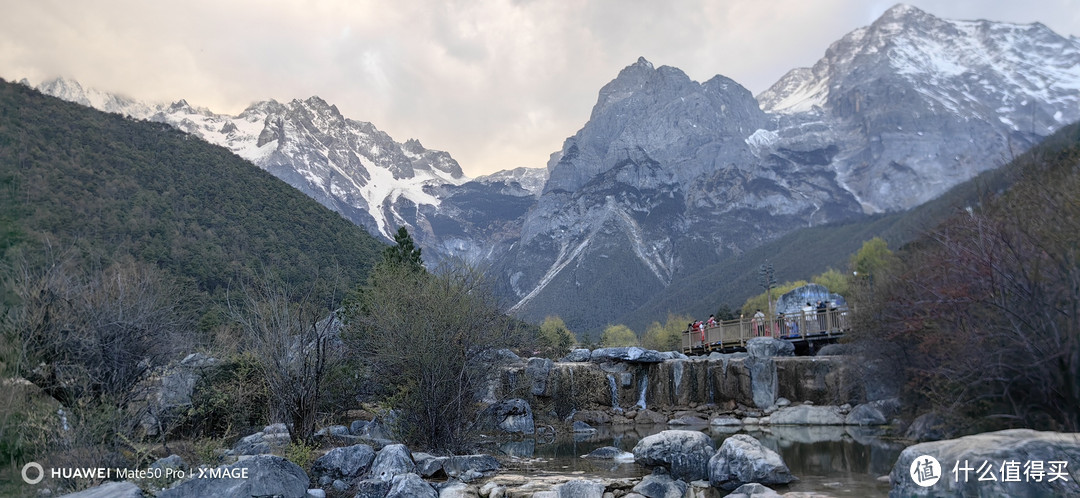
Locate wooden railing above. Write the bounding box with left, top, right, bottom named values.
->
left=681, top=308, right=851, bottom=353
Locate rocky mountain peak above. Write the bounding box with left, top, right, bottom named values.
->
left=403, top=138, right=425, bottom=154
left=876, top=3, right=932, bottom=26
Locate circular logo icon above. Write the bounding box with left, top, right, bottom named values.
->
left=22, top=462, right=44, bottom=485
left=909, top=455, right=941, bottom=487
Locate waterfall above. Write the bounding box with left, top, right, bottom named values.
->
left=673, top=361, right=684, bottom=397
left=607, top=374, right=622, bottom=412
left=637, top=372, right=648, bottom=410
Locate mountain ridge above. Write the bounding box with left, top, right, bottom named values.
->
left=23, top=3, right=1080, bottom=332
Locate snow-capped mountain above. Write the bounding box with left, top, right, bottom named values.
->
left=31, top=77, right=468, bottom=244
left=758, top=3, right=1080, bottom=212
left=27, top=4, right=1080, bottom=332
left=491, top=4, right=1080, bottom=330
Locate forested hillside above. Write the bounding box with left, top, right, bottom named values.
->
left=0, top=78, right=384, bottom=308
left=848, top=121, right=1080, bottom=434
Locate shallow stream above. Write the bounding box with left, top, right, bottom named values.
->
left=489, top=424, right=902, bottom=496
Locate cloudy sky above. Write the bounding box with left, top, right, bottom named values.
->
left=2, top=0, right=1078, bottom=176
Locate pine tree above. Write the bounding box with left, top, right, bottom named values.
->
left=382, top=226, right=424, bottom=271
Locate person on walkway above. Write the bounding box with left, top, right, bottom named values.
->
left=816, top=300, right=828, bottom=331
left=753, top=309, right=765, bottom=336
left=802, top=302, right=815, bottom=333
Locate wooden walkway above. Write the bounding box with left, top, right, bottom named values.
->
left=682, top=308, right=851, bottom=355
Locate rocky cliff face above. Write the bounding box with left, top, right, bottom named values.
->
left=496, top=58, right=863, bottom=329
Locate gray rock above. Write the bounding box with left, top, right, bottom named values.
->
left=590, top=347, right=665, bottom=363
left=159, top=455, right=308, bottom=498
left=314, top=424, right=350, bottom=441
left=58, top=481, right=143, bottom=498
left=353, top=478, right=392, bottom=498
left=845, top=399, right=899, bottom=426
left=438, top=480, right=480, bottom=498
left=745, top=338, right=794, bottom=358
left=137, top=353, right=220, bottom=436
left=632, top=471, right=688, bottom=498
left=149, top=454, right=186, bottom=471
left=708, top=434, right=795, bottom=491
left=745, top=356, right=776, bottom=409
left=573, top=420, right=597, bottom=433
left=229, top=424, right=292, bottom=456
left=386, top=473, right=437, bottom=498
left=560, top=349, right=592, bottom=362
left=583, top=446, right=635, bottom=461
left=368, top=443, right=416, bottom=482
left=770, top=405, right=845, bottom=425
left=331, top=479, right=348, bottom=492
left=526, top=357, right=554, bottom=396
left=484, top=348, right=522, bottom=364
left=556, top=479, right=606, bottom=498
left=904, top=412, right=953, bottom=442
left=311, top=443, right=375, bottom=481
left=477, top=399, right=535, bottom=435
left=668, top=416, right=709, bottom=426
left=632, top=430, right=715, bottom=482
left=657, top=351, right=690, bottom=360
left=710, top=417, right=742, bottom=427
left=413, top=452, right=446, bottom=478
left=889, top=429, right=1080, bottom=497
left=726, top=482, right=781, bottom=497
left=443, top=454, right=500, bottom=478
left=634, top=409, right=668, bottom=425
left=306, top=489, right=326, bottom=498
left=350, top=419, right=369, bottom=435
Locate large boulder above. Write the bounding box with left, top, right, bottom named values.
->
left=526, top=357, right=554, bottom=396
left=386, top=473, right=437, bottom=498
left=583, top=446, right=635, bottom=461
left=845, top=399, right=899, bottom=426
left=311, top=443, right=376, bottom=481
left=745, top=356, right=777, bottom=409
left=889, top=429, right=1080, bottom=497
left=632, top=470, right=689, bottom=498
left=443, top=454, right=500, bottom=480
left=632, top=430, right=715, bottom=482
left=477, top=399, right=535, bottom=435
left=555, top=479, right=606, bottom=498
left=560, top=349, right=592, bottom=362
left=769, top=405, right=845, bottom=425
left=353, top=478, right=391, bottom=498
left=368, top=443, right=416, bottom=482
left=726, top=482, right=782, bottom=497
left=745, top=338, right=794, bottom=358
left=708, top=434, right=795, bottom=491
left=590, top=347, right=665, bottom=363
left=904, top=412, right=954, bottom=442
left=227, top=423, right=292, bottom=456
left=159, top=455, right=308, bottom=498
left=136, top=353, right=220, bottom=436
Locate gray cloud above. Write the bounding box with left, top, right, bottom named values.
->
left=1, top=0, right=1077, bottom=175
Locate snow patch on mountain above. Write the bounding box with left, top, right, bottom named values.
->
left=32, top=77, right=467, bottom=241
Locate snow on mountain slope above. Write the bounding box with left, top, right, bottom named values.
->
left=31, top=77, right=466, bottom=241
left=757, top=3, right=1080, bottom=213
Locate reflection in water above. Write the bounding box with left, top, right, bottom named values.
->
left=494, top=424, right=901, bottom=496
